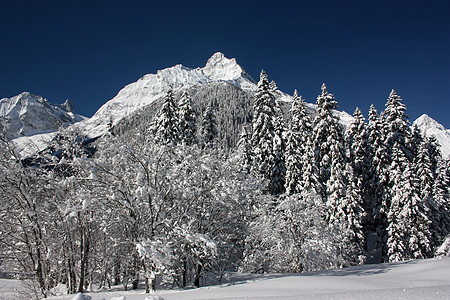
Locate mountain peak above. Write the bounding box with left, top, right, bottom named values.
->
left=414, top=114, right=446, bottom=132
left=203, top=52, right=243, bottom=81
left=413, top=114, right=450, bottom=157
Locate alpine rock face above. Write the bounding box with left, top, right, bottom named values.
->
left=413, top=114, right=450, bottom=157
left=78, top=52, right=257, bottom=138
left=0, top=92, right=85, bottom=139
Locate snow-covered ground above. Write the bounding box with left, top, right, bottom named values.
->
left=0, top=278, right=28, bottom=300
left=35, top=258, right=450, bottom=300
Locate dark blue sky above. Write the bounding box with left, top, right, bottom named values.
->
left=1, top=0, right=449, bottom=127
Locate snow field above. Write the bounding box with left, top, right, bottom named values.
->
left=40, top=258, right=450, bottom=300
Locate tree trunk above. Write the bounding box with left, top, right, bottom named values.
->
left=182, top=259, right=187, bottom=287
left=114, top=257, right=121, bottom=286
left=194, top=264, right=202, bottom=288
left=77, top=220, right=90, bottom=293
left=131, top=254, right=140, bottom=290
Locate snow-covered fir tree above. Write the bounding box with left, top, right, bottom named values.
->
left=298, top=135, right=321, bottom=196
left=270, top=100, right=286, bottom=195
left=366, top=105, right=391, bottom=259
left=433, top=157, right=450, bottom=244
left=236, top=125, right=253, bottom=174
left=178, top=90, right=197, bottom=145
left=312, top=83, right=344, bottom=201
left=387, top=142, right=432, bottom=261
left=150, top=89, right=180, bottom=145
left=200, top=106, right=218, bottom=147
left=285, top=90, right=312, bottom=195
left=251, top=70, right=283, bottom=193
left=343, top=108, right=370, bottom=257
left=345, top=108, right=370, bottom=185
left=382, top=89, right=413, bottom=160
left=416, top=137, right=449, bottom=249
left=411, top=125, right=424, bottom=159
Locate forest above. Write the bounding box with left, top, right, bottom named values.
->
left=0, top=70, right=449, bottom=299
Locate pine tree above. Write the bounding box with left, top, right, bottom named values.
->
left=340, top=107, right=369, bottom=261
left=325, top=141, right=348, bottom=224
left=236, top=125, right=253, bottom=174
left=416, top=138, right=435, bottom=201
left=298, top=135, right=321, bottom=196
left=200, top=106, right=218, bottom=147
left=285, top=91, right=302, bottom=195
left=383, top=89, right=412, bottom=160
left=346, top=108, right=369, bottom=180
left=410, top=125, right=424, bottom=159
left=312, top=83, right=344, bottom=201
left=386, top=143, right=409, bottom=262
left=285, top=90, right=314, bottom=195
left=178, top=90, right=197, bottom=145
left=341, top=165, right=367, bottom=263
left=387, top=142, right=431, bottom=261
left=251, top=70, right=279, bottom=191
left=416, top=137, right=450, bottom=249
left=403, top=165, right=432, bottom=260
left=270, top=107, right=286, bottom=195
left=366, top=105, right=390, bottom=254
left=150, top=89, right=179, bottom=145
left=434, top=157, right=450, bottom=243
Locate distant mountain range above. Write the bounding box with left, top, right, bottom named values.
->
left=1, top=52, right=449, bottom=157
left=0, top=92, right=86, bottom=139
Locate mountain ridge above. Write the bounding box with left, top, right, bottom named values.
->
left=77, top=52, right=257, bottom=138
left=0, top=92, right=86, bottom=139
left=2, top=53, right=449, bottom=158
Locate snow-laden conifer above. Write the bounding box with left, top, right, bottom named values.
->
left=387, top=142, right=432, bottom=261
left=346, top=108, right=370, bottom=180
left=434, top=157, right=450, bottom=243
left=312, top=83, right=344, bottom=201
left=236, top=125, right=253, bottom=174
left=200, top=106, right=218, bottom=147
left=178, top=90, right=197, bottom=145
left=416, top=137, right=449, bottom=249
left=366, top=105, right=390, bottom=254
left=269, top=101, right=286, bottom=195
left=150, top=89, right=179, bottom=145
left=383, top=89, right=412, bottom=159
left=285, top=90, right=312, bottom=195
left=251, top=70, right=282, bottom=193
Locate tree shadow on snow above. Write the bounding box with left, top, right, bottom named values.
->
left=219, top=260, right=420, bottom=287
left=301, top=260, right=419, bottom=277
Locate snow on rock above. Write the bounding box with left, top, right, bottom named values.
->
left=12, top=131, right=57, bottom=158
left=110, top=296, right=126, bottom=300
left=0, top=92, right=86, bottom=139
left=413, top=114, right=450, bottom=157
left=78, top=52, right=256, bottom=138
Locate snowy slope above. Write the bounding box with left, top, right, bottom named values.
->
left=78, top=52, right=256, bottom=138
left=413, top=114, right=450, bottom=158
left=45, top=258, right=450, bottom=300
left=0, top=92, right=85, bottom=139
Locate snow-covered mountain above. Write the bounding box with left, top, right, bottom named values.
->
left=0, top=92, right=86, bottom=139
left=78, top=52, right=256, bottom=138
left=413, top=114, right=450, bottom=158
left=3, top=53, right=449, bottom=159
